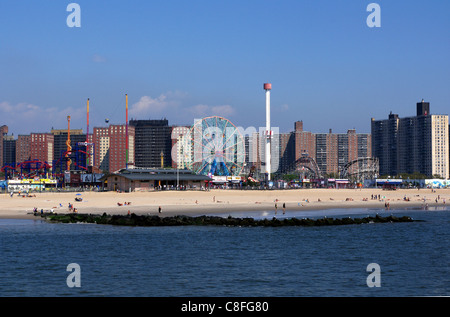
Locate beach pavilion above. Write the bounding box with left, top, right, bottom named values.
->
left=102, top=168, right=212, bottom=192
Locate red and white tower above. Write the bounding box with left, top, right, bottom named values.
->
left=264, top=83, right=272, bottom=181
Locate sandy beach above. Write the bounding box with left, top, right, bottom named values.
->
left=1, top=188, right=449, bottom=220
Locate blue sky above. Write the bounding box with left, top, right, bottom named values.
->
left=0, top=0, right=449, bottom=135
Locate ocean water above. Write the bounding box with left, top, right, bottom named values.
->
left=0, top=208, right=448, bottom=297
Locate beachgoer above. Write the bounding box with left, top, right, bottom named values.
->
left=158, top=206, right=162, bottom=213
left=275, top=203, right=278, bottom=215
left=282, top=203, right=286, bottom=215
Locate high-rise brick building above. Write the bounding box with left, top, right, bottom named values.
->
left=276, top=122, right=372, bottom=177
left=293, top=121, right=316, bottom=161
left=371, top=100, right=449, bottom=178
left=30, top=133, right=54, bottom=164
left=92, top=125, right=135, bottom=173
left=0, top=125, right=8, bottom=168
left=15, top=133, right=54, bottom=165
left=108, top=124, right=135, bottom=173
left=129, top=119, right=172, bottom=169
left=16, top=135, right=31, bottom=163
left=3, top=135, right=16, bottom=166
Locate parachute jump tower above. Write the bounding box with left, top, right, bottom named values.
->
left=264, top=83, right=272, bottom=181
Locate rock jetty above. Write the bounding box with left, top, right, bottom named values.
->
left=36, top=212, right=416, bottom=227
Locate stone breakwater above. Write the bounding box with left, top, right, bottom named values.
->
left=36, top=212, right=417, bottom=227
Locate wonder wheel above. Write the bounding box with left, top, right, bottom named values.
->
left=186, top=116, right=245, bottom=176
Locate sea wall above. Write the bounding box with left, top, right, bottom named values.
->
left=36, top=212, right=416, bottom=227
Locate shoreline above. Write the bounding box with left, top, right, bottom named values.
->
left=1, top=188, right=448, bottom=220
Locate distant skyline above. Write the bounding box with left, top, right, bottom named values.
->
left=1, top=0, right=449, bottom=135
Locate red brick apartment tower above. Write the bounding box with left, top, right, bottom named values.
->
left=108, top=124, right=135, bottom=173
left=326, top=130, right=339, bottom=176
left=30, top=133, right=54, bottom=164
left=16, top=135, right=31, bottom=163
left=0, top=125, right=8, bottom=167
left=366, top=135, right=372, bottom=158
left=294, top=121, right=316, bottom=161
left=347, top=129, right=358, bottom=163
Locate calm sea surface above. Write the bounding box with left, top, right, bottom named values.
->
left=0, top=207, right=449, bottom=297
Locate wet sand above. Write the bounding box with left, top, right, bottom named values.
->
left=1, top=188, right=448, bottom=220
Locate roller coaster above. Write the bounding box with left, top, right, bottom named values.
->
left=284, top=152, right=323, bottom=179
left=339, top=157, right=379, bottom=183
left=1, top=160, right=52, bottom=179
left=282, top=154, right=379, bottom=184
left=1, top=146, right=91, bottom=181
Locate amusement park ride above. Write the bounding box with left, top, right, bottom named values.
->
left=1, top=100, right=94, bottom=185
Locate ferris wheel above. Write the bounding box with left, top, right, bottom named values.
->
left=186, top=116, right=245, bottom=176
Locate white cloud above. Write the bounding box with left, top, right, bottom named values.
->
left=0, top=101, right=84, bottom=134
left=129, top=92, right=187, bottom=118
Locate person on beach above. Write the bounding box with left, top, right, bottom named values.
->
left=275, top=203, right=278, bottom=215
left=158, top=206, right=162, bottom=213
left=282, top=203, right=286, bottom=215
